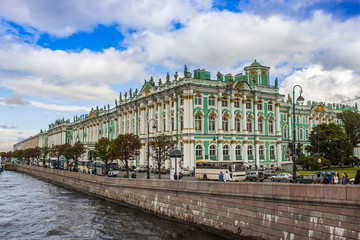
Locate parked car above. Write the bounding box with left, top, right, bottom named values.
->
left=135, top=167, right=146, bottom=173
left=153, top=168, right=167, bottom=174
left=270, top=173, right=292, bottom=182
left=297, top=174, right=316, bottom=184
left=264, top=170, right=276, bottom=179
left=245, top=171, right=264, bottom=182
left=180, top=169, right=191, bottom=176
left=315, top=171, right=334, bottom=182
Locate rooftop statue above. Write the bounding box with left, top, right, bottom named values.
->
left=115, top=99, right=117, bottom=106
left=119, top=92, right=122, bottom=101
left=184, top=65, right=188, bottom=78
left=158, top=78, right=162, bottom=85
left=217, top=71, right=222, bottom=81
left=135, top=88, right=138, bottom=96
left=275, top=78, right=278, bottom=88
left=124, top=92, right=128, bottom=99
left=174, top=71, right=178, bottom=81
left=166, top=72, right=170, bottom=84
left=129, top=88, right=132, bottom=98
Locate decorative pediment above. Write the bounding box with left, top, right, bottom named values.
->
left=312, top=104, right=331, bottom=113
left=89, top=110, right=95, bottom=119
left=139, top=81, right=156, bottom=96
left=234, top=81, right=252, bottom=91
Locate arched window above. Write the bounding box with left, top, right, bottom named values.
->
left=223, top=145, right=229, bottom=157
left=209, top=145, right=217, bottom=158
left=162, top=118, right=166, bottom=132
left=180, top=115, right=184, bottom=131
left=299, top=128, right=303, bottom=140
left=268, top=101, right=273, bottom=112
left=268, top=119, right=274, bottom=134
left=270, top=145, right=275, bottom=157
left=208, top=96, right=216, bottom=106
left=195, top=145, right=203, bottom=157
left=222, top=97, right=228, bottom=107
left=195, top=94, right=202, bottom=105
left=179, top=142, right=184, bottom=155
left=234, top=98, right=240, bottom=108
left=246, top=100, right=252, bottom=109
left=209, top=115, right=216, bottom=131
left=195, top=115, right=202, bottom=131
left=284, top=125, right=288, bottom=139
left=222, top=116, right=229, bottom=131
left=305, top=129, right=309, bottom=139
left=258, top=118, right=264, bottom=133
left=235, top=118, right=241, bottom=132
left=171, top=117, right=174, bottom=131
left=247, top=145, right=253, bottom=156
left=247, top=118, right=252, bottom=133
left=236, top=145, right=242, bottom=157
left=259, top=145, right=265, bottom=157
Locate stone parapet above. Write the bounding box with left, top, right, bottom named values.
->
left=7, top=164, right=360, bottom=240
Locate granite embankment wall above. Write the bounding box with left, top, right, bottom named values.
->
left=6, top=164, right=360, bottom=240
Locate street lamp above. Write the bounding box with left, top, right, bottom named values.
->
left=169, top=148, right=183, bottom=180
left=147, top=119, right=157, bottom=179
left=292, top=85, right=305, bottom=183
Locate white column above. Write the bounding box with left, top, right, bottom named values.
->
left=218, top=136, right=223, bottom=161
left=231, top=137, right=236, bottom=161
left=277, top=138, right=282, bottom=166
left=218, top=92, right=223, bottom=133
left=275, top=101, right=281, bottom=136
left=242, top=97, right=247, bottom=134
left=230, top=95, right=235, bottom=134
left=243, top=138, right=248, bottom=164
left=255, top=137, right=260, bottom=168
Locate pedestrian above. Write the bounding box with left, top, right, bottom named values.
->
left=178, top=172, right=183, bottom=180
left=108, top=169, right=114, bottom=177
left=173, top=173, right=178, bottom=180
left=224, top=171, right=231, bottom=182
left=331, top=171, right=340, bottom=184
left=219, top=171, right=224, bottom=182
left=323, top=175, right=330, bottom=184
left=354, top=170, right=360, bottom=185
left=131, top=171, right=137, bottom=178
left=341, top=172, right=349, bottom=184
left=313, top=173, right=322, bottom=184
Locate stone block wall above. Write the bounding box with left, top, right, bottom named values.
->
left=7, top=164, right=360, bottom=240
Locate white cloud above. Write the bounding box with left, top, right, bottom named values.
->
left=0, top=0, right=212, bottom=37
left=0, top=128, right=37, bottom=152
left=280, top=65, right=360, bottom=105
left=29, top=101, right=91, bottom=112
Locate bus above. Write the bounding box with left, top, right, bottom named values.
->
left=108, top=162, right=120, bottom=176
left=93, top=161, right=106, bottom=175
left=195, top=160, right=248, bottom=181
left=78, top=160, right=93, bottom=173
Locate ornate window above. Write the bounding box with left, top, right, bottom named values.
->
left=180, top=96, right=184, bottom=105
left=235, top=118, right=241, bottom=132
left=247, top=118, right=252, bottom=133
left=247, top=145, right=253, bottom=156
left=299, top=128, right=303, bottom=140
left=195, top=115, right=202, bottom=131
left=195, top=145, right=203, bottom=157
left=305, top=129, right=309, bottom=139
left=235, top=145, right=242, bottom=157
left=246, top=100, right=252, bottom=109
left=209, top=145, right=217, bottom=158
left=171, top=117, right=174, bottom=131
left=195, top=94, right=202, bottom=105
left=258, top=118, right=264, bottom=133
left=268, top=119, right=274, bottom=134
left=268, top=102, right=273, bottom=112
left=222, top=97, right=229, bottom=107
left=223, top=145, right=229, bottom=157
left=180, top=115, right=184, bottom=131
left=270, top=145, right=275, bottom=157
left=259, top=145, right=265, bottom=157
left=284, top=125, right=288, bottom=139
left=257, top=101, right=263, bottom=111
left=162, top=118, right=166, bottom=132
left=234, top=98, right=241, bottom=108
left=222, top=117, right=229, bottom=131
left=208, top=96, right=216, bottom=106
left=209, top=116, right=216, bottom=131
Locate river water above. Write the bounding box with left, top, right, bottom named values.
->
left=0, top=171, right=228, bottom=240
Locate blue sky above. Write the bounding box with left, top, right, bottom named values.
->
left=1, top=0, right=360, bottom=152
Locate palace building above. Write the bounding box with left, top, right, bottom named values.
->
left=15, top=60, right=358, bottom=170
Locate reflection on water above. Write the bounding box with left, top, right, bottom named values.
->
left=0, top=171, right=228, bottom=240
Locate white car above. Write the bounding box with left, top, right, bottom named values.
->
left=180, top=169, right=191, bottom=176
left=270, top=173, right=293, bottom=182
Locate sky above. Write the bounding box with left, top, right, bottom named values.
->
left=1, top=0, right=360, bottom=152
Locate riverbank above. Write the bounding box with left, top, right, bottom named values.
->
left=6, top=163, right=360, bottom=240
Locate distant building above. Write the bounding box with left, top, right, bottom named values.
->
left=16, top=60, right=358, bottom=169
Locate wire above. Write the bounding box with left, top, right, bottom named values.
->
left=336, top=96, right=360, bottom=104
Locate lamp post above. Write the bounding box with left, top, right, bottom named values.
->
left=292, top=85, right=305, bottom=183
left=169, top=148, right=183, bottom=180
left=147, top=119, right=157, bottom=179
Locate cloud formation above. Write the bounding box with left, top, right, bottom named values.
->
left=0, top=93, right=30, bottom=105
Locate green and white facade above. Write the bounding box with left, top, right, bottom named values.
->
left=33, top=61, right=359, bottom=169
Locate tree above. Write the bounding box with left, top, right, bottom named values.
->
left=70, top=141, right=86, bottom=171
left=33, top=147, right=42, bottom=165
left=51, top=144, right=69, bottom=169
left=42, top=146, right=50, bottom=162
left=149, top=135, right=175, bottom=179
left=91, top=137, right=112, bottom=174
left=337, top=110, right=360, bottom=147
left=306, top=123, right=352, bottom=165
left=297, top=155, right=331, bottom=170
left=110, top=134, right=141, bottom=177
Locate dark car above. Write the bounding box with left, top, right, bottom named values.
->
left=264, top=170, right=276, bottom=179
left=245, top=171, right=264, bottom=182
left=297, top=174, right=316, bottom=184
